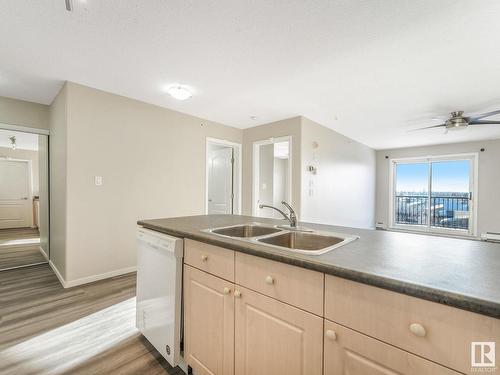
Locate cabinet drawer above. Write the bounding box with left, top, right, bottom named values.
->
left=324, top=320, right=460, bottom=375
left=184, top=239, right=234, bottom=282
left=235, top=252, right=324, bottom=316
left=325, top=275, right=500, bottom=374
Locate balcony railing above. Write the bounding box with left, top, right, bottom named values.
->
left=395, top=195, right=469, bottom=230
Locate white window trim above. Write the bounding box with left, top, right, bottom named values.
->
left=388, top=153, right=478, bottom=237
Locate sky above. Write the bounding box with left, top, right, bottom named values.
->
left=396, top=160, right=470, bottom=193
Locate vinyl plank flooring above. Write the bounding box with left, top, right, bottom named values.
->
left=0, top=264, right=182, bottom=375
left=0, top=228, right=46, bottom=270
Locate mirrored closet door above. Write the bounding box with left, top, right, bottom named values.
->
left=0, top=127, right=49, bottom=271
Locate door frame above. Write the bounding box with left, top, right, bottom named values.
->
left=0, top=157, right=34, bottom=228
left=0, top=122, right=50, bottom=135
left=252, top=135, right=292, bottom=217
left=205, top=137, right=242, bottom=215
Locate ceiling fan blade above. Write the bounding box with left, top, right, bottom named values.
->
left=469, top=120, right=500, bottom=125
left=410, top=124, right=446, bottom=131
left=469, top=109, right=500, bottom=121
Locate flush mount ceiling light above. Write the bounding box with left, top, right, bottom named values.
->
left=166, top=85, right=192, bottom=101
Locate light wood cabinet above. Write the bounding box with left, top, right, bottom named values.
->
left=183, top=241, right=500, bottom=375
left=235, top=252, right=324, bottom=315
left=184, top=265, right=234, bottom=375
left=234, top=286, right=323, bottom=375
left=325, top=275, right=500, bottom=374
left=185, top=239, right=235, bottom=281
left=324, top=320, right=460, bottom=375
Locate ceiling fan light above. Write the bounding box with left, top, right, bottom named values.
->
left=446, top=117, right=468, bottom=130
left=447, top=125, right=466, bottom=131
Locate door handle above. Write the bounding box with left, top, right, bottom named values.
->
left=21, top=197, right=28, bottom=200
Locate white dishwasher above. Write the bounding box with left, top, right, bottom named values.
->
left=136, top=226, right=183, bottom=367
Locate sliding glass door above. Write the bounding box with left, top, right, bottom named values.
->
left=394, top=162, right=429, bottom=227
left=430, top=160, right=471, bottom=230
left=391, top=155, right=476, bottom=235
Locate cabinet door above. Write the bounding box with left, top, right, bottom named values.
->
left=234, top=286, right=323, bottom=375
left=324, top=320, right=460, bottom=375
left=184, top=265, right=234, bottom=375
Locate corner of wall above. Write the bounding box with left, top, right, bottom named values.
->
left=48, top=82, right=69, bottom=284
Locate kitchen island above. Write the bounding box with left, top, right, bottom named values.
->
left=138, top=214, right=500, bottom=375
left=139, top=214, right=500, bottom=318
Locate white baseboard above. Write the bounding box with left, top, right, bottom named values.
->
left=49, top=260, right=67, bottom=287
left=39, top=247, right=48, bottom=261
left=49, top=261, right=136, bottom=288
left=0, top=240, right=41, bottom=249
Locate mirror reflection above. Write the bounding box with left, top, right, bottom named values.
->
left=254, top=138, right=291, bottom=219
left=0, top=129, right=49, bottom=271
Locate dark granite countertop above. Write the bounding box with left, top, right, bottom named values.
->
left=138, top=214, right=500, bottom=319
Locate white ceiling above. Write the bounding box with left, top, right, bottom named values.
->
left=0, top=129, right=39, bottom=151
left=1, top=0, right=500, bottom=149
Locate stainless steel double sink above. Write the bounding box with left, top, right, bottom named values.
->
left=202, top=223, right=358, bottom=255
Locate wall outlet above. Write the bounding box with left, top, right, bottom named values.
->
left=94, top=176, right=103, bottom=186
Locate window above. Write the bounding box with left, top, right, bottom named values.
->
left=389, top=154, right=477, bottom=235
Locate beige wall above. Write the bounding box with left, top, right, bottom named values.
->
left=0, top=96, right=49, bottom=130
left=242, top=117, right=302, bottom=216
left=57, top=82, right=242, bottom=283
left=49, top=84, right=68, bottom=279
left=300, top=117, right=376, bottom=229
left=375, top=139, right=500, bottom=236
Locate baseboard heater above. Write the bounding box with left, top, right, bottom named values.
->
left=482, top=232, right=500, bottom=242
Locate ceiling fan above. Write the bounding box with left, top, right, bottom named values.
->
left=416, top=109, right=500, bottom=131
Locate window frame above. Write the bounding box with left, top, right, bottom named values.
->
left=388, top=153, right=478, bottom=237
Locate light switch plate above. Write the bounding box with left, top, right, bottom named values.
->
left=94, top=176, right=103, bottom=186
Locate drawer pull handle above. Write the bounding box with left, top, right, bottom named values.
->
left=223, top=287, right=231, bottom=295
left=409, top=323, right=426, bottom=337
left=201, top=255, right=208, bottom=262
left=265, top=275, right=275, bottom=285
left=325, top=330, right=337, bottom=340
left=234, top=290, right=242, bottom=298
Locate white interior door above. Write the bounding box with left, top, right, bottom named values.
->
left=208, top=147, right=233, bottom=214
left=0, top=159, right=32, bottom=229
